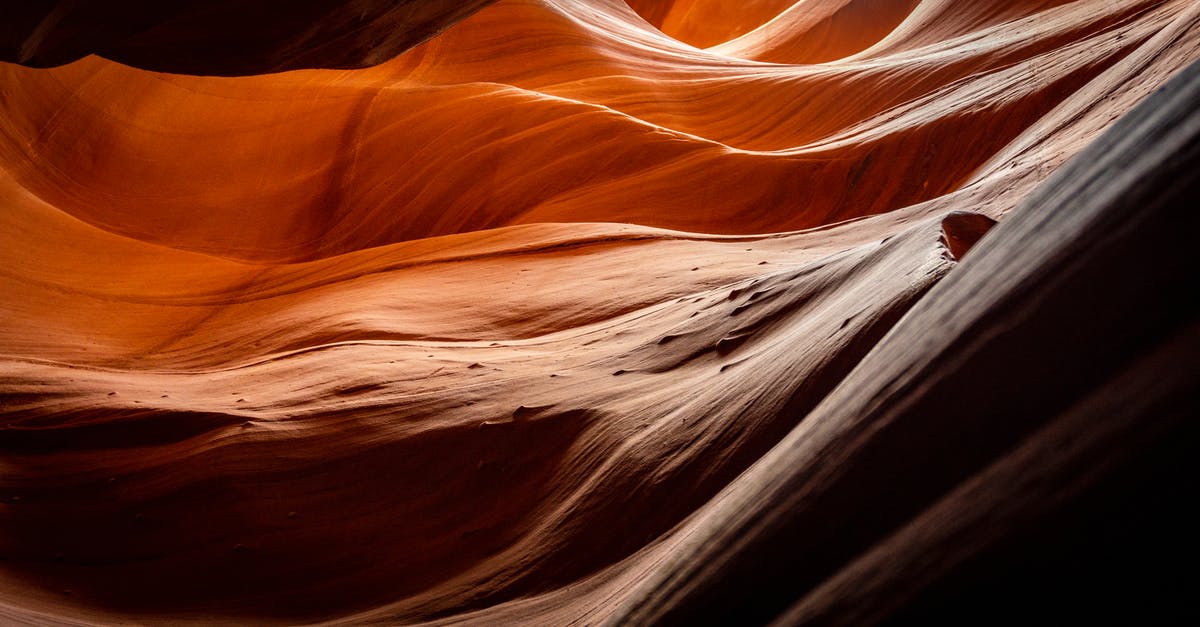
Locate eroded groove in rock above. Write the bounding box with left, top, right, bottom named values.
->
left=612, top=52, right=1200, bottom=627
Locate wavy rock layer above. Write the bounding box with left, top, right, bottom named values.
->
left=1, top=1, right=1198, bottom=624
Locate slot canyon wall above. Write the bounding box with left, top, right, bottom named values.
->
left=1, top=0, right=1198, bottom=624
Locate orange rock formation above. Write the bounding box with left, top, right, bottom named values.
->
left=2, top=1, right=1198, bottom=624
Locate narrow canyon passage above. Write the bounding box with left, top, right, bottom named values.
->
left=1, top=1, right=1198, bottom=624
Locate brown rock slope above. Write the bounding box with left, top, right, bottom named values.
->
left=1, top=0, right=1197, bottom=624
left=1, top=1, right=496, bottom=75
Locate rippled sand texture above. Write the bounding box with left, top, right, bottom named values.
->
left=2, top=0, right=1199, bottom=624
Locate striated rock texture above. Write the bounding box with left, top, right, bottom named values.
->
left=1, top=1, right=1197, bottom=624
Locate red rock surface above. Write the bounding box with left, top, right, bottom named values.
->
left=1, top=1, right=1198, bottom=624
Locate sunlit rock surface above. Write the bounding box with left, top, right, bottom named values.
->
left=1, top=1, right=1198, bottom=624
